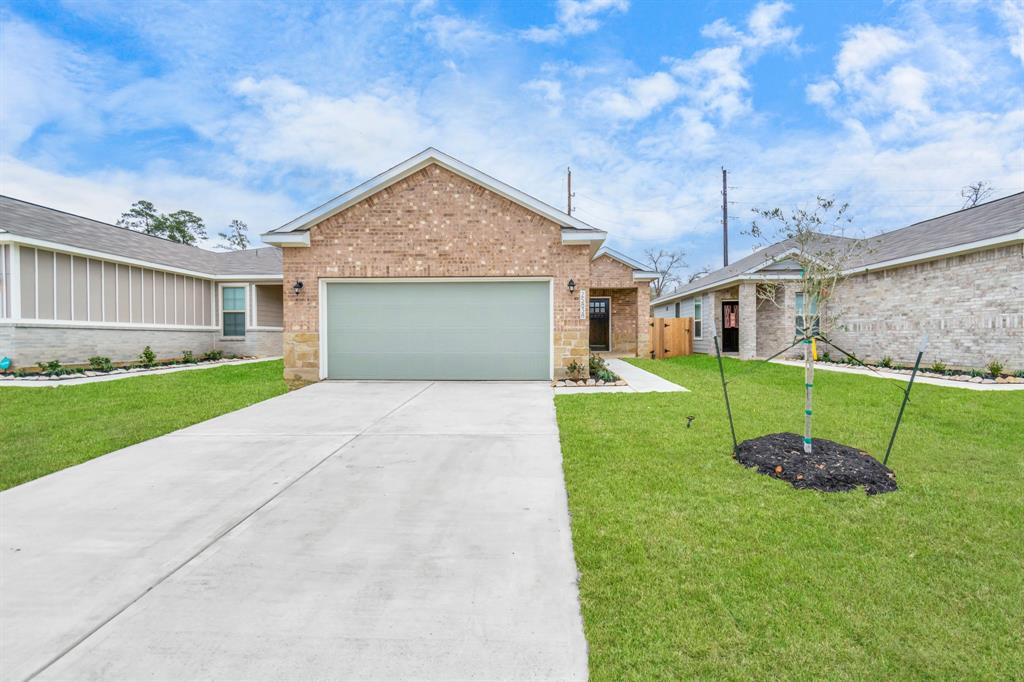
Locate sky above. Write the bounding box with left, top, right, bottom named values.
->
left=1, top=0, right=1022, bottom=275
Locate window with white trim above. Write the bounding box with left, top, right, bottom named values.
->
left=222, top=286, right=246, bottom=337
left=693, top=298, right=702, bottom=339
left=795, top=292, right=819, bottom=337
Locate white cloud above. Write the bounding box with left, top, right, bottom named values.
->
left=701, top=1, right=801, bottom=53
left=521, top=0, right=629, bottom=43
left=419, top=14, right=499, bottom=52
left=835, top=25, right=910, bottom=81
left=523, top=78, right=564, bottom=105
left=593, top=72, right=681, bottom=120
left=221, top=76, right=436, bottom=178
left=0, top=155, right=300, bottom=241
left=996, top=0, right=1024, bottom=65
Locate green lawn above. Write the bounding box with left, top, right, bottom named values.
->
left=0, top=360, right=289, bottom=490
left=555, top=355, right=1023, bottom=680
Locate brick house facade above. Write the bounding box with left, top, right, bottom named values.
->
left=265, top=149, right=656, bottom=381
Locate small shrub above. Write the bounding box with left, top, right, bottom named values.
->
left=820, top=350, right=831, bottom=363
left=968, top=368, right=984, bottom=378
left=139, top=346, right=157, bottom=367
left=595, top=368, right=619, bottom=383
left=928, top=360, right=947, bottom=374
left=589, top=354, right=608, bottom=375
left=88, top=356, right=114, bottom=372
left=181, top=350, right=196, bottom=364
left=1014, top=369, right=1024, bottom=378
left=566, top=359, right=587, bottom=381
left=879, top=356, right=893, bottom=368
left=36, top=359, right=76, bottom=376
left=202, top=349, right=224, bottom=362
left=986, top=360, right=1004, bottom=378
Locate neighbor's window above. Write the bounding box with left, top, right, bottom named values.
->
left=795, top=292, right=819, bottom=337
left=693, top=298, right=702, bottom=339
left=674, top=301, right=680, bottom=318
left=222, top=286, right=246, bottom=337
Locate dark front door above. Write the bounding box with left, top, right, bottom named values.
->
left=589, top=298, right=610, bottom=351
left=722, top=301, right=739, bottom=352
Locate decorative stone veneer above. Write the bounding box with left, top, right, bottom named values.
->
left=738, top=282, right=758, bottom=360
left=825, top=244, right=1024, bottom=371
left=281, top=164, right=594, bottom=381
left=756, top=283, right=796, bottom=358
left=589, top=254, right=651, bottom=356
left=0, top=325, right=282, bottom=367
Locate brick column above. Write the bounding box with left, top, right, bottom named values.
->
left=636, top=283, right=651, bottom=357
left=739, top=281, right=758, bottom=360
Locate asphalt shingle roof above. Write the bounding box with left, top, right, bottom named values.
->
left=0, top=196, right=281, bottom=277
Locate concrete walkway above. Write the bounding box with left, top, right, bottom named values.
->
left=0, top=356, right=281, bottom=387
left=770, top=359, right=1024, bottom=391
left=0, top=381, right=586, bottom=682
left=553, top=357, right=688, bottom=395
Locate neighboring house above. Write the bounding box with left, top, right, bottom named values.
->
left=261, top=148, right=657, bottom=381
left=652, top=192, right=1024, bottom=371
left=0, top=196, right=284, bottom=367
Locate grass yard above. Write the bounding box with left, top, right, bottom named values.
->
left=555, top=355, right=1024, bottom=680
left=0, top=360, right=288, bottom=490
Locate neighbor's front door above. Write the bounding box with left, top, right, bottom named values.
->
left=722, top=301, right=739, bottom=352
left=589, top=297, right=610, bottom=351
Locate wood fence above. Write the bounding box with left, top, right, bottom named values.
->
left=648, top=317, right=693, bottom=359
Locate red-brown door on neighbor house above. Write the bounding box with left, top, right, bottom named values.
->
left=589, top=298, right=610, bottom=351
left=722, top=301, right=739, bottom=352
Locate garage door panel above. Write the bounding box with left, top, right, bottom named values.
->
left=325, top=281, right=550, bottom=380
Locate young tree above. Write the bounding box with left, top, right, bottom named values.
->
left=960, top=181, right=993, bottom=209
left=117, top=201, right=207, bottom=246
left=747, top=197, right=863, bottom=455
left=643, top=248, right=687, bottom=298
left=218, top=219, right=250, bottom=250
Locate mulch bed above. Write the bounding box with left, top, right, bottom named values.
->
left=734, top=432, right=897, bottom=495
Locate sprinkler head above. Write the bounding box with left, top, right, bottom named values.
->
left=686, top=415, right=695, bottom=428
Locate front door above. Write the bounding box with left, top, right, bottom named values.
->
left=589, top=297, right=610, bottom=351
left=722, top=301, right=739, bottom=352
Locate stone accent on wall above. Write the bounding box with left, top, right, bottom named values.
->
left=281, top=163, right=595, bottom=379
left=826, top=244, right=1024, bottom=370
left=591, top=288, right=637, bottom=355
left=738, top=282, right=758, bottom=359
left=0, top=324, right=282, bottom=368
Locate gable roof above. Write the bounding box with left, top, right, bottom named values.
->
left=653, top=192, right=1024, bottom=306
left=594, top=246, right=659, bottom=280
left=0, top=196, right=281, bottom=278
left=261, top=148, right=607, bottom=247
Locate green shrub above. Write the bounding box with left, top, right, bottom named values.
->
left=202, top=349, right=224, bottom=362
left=1014, top=369, right=1024, bottom=378
left=566, top=359, right=587, bottom=381
left=820, top=351, right=831, bottom=363
left=986, top=360, right=1004, bottom=378
left=596, top=368, right=619, bottom=383
left=879, top=356, right=893, bottom=368
left=88, top=356, right=114, bottom=372
left=139, top=346, right=157, bottom=367
left=181, top=350, right=196, bottom=364
left=36, top=360, right=77, bottom=376
left=928, top=360, right=947, bottom=374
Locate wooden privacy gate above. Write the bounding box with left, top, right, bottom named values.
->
left=648, top=317, right=693, bottom=359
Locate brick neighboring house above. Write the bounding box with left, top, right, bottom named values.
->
left=261, top=148, right=657, bottom=381
left=0, top=197, right=284, bottom=367
left=652, top=192, right=1024, bottom=371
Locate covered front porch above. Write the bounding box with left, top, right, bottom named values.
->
left=709, top=282, right=800, bottom=360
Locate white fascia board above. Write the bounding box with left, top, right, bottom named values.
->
left=842, top=230, right=1024, bottom=275
left=561, top=229, right=607, bottom=245
left=633, top=271, right=660, bottom=281
left=594, top=245, right=649, bottom=271
left=650, top=273, right=802, bottom=305
left=268, top=147, right=605, bottom=235
left=215, top=274, right=283, bottom=282
left=259, top=231, right=310, bottom=247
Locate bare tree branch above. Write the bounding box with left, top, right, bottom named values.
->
left=961, top=181, right=994, bottom=209
left=643, top=248, right=687, bottom=298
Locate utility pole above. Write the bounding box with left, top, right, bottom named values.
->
left=722, top=167, right=729, bottom=267
left=567, top=166, right=574, bottom=215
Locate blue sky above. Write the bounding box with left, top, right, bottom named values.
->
left=1, top=0, right=1021, bottom=274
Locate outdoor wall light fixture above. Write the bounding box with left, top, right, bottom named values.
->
left=292, top=280, right=304, bottom=296
left=567, top=279, right=576, bottom=295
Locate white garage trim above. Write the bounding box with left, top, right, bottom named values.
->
left=317, top=277, right=554, bottom=381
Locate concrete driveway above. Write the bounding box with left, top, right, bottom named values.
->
left=0, top=381, right=587, bottom=682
